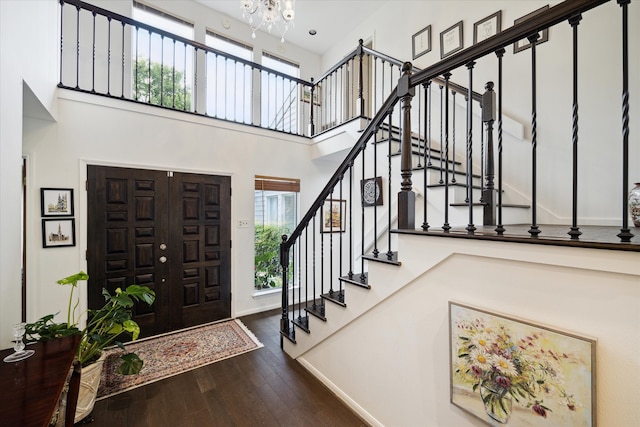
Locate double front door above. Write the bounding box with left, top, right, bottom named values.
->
left=87, top=166, right=231, bottom=337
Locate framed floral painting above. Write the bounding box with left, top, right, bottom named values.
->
left=449, top=302, right=596, bottom=426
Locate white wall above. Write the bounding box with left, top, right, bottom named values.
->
left=297, top=235, right=640, bottom=426
left=21, top=91, right=339, bottom=327
left=322, top=0, right=640, bottom=225
left=0, top=0, right=59, bottom=346
left=0, top=0, right=326, bottom=345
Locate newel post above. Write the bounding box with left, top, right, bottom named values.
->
left=482, top=81, right=497, bottom=225
left=357, top=39, right=365, bottom=116
left=309, top=78, right=315, bottom=136
left=279, top=235, right=291, bottom=346
left=398, top=62, right=416, bottom=229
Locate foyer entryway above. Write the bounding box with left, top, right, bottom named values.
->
left=87, top=166, right=231, bottom=338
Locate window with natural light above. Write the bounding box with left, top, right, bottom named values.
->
left=205, top=31, right=253, bottom=123
left=261, top=52, right=300, bottom=133
left=132, top=1, right=194, bottom=109
left=254, top=176, right=299, bottom=292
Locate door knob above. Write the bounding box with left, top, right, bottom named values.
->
left=159, top=256, right=167, bottom=263
left=160, top=243, right=167, bottom=250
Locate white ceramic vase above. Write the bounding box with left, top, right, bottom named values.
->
left=74, top=352, right=106, bottom=424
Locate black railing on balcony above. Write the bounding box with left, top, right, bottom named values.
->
left=279, top=0, right=637, bottom=345
left=59, top=1, right=447, bottom=140
left=59, top=0, right=313, bottom=136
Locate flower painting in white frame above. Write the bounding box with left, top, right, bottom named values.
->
left=449, top=302, right=596, bottom=426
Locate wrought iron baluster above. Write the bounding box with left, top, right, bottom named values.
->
left=528, top=33, right=541, bottom=237
left=373, top=127, right=379, bottom=258
left=569, top=15, right=583, bottom=240
left=451, top=91, right=457, bottom=183
left=339, top=174, right=344, bottom=296
left=439, top=85, right=444, bottom=184
left=617, top=0, right=633, bottom=242
left=386, top=110, right=393, bottom=259
left=466, top=61, right=477, bottom=234
left=360, top=137, right=366, bottom=278
left=495, top=48, right=506, bottom=235
left=121, top=21, right=125, bottom=98
left=75, top=5, right=80, bottom=89
left=442, top=73, right=451, bottom=232
left=348, top=161, right=354, bottom=279
left=147, top=29, right=151, bottom=103
left=312, top=214, right=317, bottom=312
left=160, top=35, right=164, bottom=106
left=422, top=81, right=431, bottom=231
left=107, top=17, right=112, bottom=96
left=134, top=26, right=139, bottom=100
left=91, top=12, right=96, bottom=93
left=320, top=204, right=325, bottom=316
left=329, top=188, right=334, bottom=294
left=59, top=1, right=64, bottom=86
left=172, top=39, right=176, bottom=108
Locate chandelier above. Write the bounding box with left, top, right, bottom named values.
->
left=240, top=0, right=295, bottom=43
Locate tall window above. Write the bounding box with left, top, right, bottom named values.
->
left=254, top=176, right=299, bottom=291
left=132, top=1, right=194, bottom=109
left=261, top=52, right=300, bottom=133
left=205, top=31, right=253, bottom=122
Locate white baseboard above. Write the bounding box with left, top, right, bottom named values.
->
left=297, top=356, right=384, bottom=427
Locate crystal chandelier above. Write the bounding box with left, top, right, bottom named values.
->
left=240, top=0, right=295, bottom=43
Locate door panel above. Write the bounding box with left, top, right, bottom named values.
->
left=87, top=166, right=231, bottom=337
left=169, top=173, right=231, bottom=329
left=88, top=166, right=170, bottom=337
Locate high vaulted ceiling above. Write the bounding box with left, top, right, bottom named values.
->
left=194, top=0, right=386, bottom=54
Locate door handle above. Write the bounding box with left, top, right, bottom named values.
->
left=159, top=243, right=167, bottom=250
left=159, top=256, right=167, bottom=263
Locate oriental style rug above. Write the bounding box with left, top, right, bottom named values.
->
left=96, top=319, right=263, bottom=399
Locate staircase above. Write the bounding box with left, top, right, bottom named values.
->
left=279, top=1, right=638, bottom=423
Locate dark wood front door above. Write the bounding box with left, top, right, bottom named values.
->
left=87, top=166, right=231, bottom=337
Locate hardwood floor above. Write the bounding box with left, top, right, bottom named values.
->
left=86, top=309, right=367, bottom=427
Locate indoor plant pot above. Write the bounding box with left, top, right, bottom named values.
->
left=25, top=271, right=155, bottom=423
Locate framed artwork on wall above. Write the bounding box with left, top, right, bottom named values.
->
left=440, top=21, right=464, bottom=59
left=449, top=302, right=596, bottom=426
left=513, top=5, right=550, bottom=53
left=412, top=25, right=432, bottom=59
left=473, top=11, right=502, bottom=44
left=41, top=188, right=74, bottom=217
left=361, top=177, right=383, bottom=207
left=42, top=218, right=76, bottom=248
left=321, top=199, right=346, bottom=233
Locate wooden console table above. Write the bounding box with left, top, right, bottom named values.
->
left=0, top=335, right=81, bottom=427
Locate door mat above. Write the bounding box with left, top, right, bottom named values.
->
left=96, top=319, right=263, bottom=399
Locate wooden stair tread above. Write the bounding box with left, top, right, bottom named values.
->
left=362, top=251, right=400, bottom=265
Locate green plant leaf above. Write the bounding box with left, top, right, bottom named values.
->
left=56, top=271, right=89, bottom=287
left=122, top=320, right=141, bottom=341
left=117, top=353, right=144, bottom=375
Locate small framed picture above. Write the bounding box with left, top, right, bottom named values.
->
left=412, top=25, right=432, bottom=60
left=41, top=188, right=74, bottom=217
left=42, top=218, right=76, bottom=248
left=513, top=5, right=550, bottom=54
left=361, top=177, right=383, bottom=207
left=440, top=21, right=464, bottom=59
left=473, top=11, right=502, bottom=44
left=321, top=199, right=346, bottom=233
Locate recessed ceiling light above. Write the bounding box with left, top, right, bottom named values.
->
left=309, top=29, right=317, bottom=36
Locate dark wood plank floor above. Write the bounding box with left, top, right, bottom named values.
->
left=86, top=309, right=367, bottom=427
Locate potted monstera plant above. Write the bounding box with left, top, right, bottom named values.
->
left=25, top=271, right=155, bottom=423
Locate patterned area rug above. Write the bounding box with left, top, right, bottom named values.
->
left=97, top=319, right=263, bottom=399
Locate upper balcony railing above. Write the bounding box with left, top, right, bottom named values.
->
left=59, top=0, right=313, bottom=136
left=59, top=0, right=435, bottom=139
